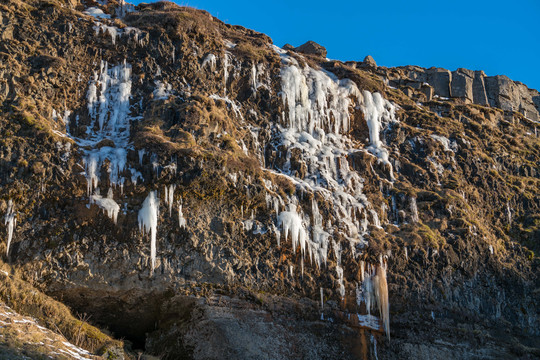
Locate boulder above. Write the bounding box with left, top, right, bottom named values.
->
left=363, top=55, right=377, bottom=67
left=282, top=43, right=295, bottom=51
left=427, top=68, right=452, bottom=98
left=295, top=41, right=327, bottom=58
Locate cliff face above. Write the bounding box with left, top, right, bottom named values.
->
left=0, top=1, right=538, bottom=359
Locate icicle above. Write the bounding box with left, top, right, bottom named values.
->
left=4, top=200, right=16, bottom=257
left=375, top=256, right=390, bottom=339
left=168, top=185, right=175, bottom=216
left=361, top=90, right=397, bottom=176
left=137, top=152, right=145, bottom=168
left=138, top=191, right=159, bottom=274
left=371, top=334, right=379, bottom=360
left=506, top=202, right=512, bottom=224
left=223, top=52, right=231, bottom=95
left=320, top=287, right=324, bottom=310
left=178, top=199, right=186, bottom=229
left=163, top=184, right=175, bottom=216
left=251, top=63, right=258, bottom=91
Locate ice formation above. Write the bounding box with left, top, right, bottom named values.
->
left=357, top=257, right=390, bottom=339
left=116, top=0, right=134, bottom=18
left=202, top=54, right=217, bottom=72
left=4, top=200, right=16, bottom=257
left=138, top=149, right=145, bottom=165
left=278, top=204, right=307, bottom=256
left=71, top=61, right=133, bottom=195
left=90, top=188, right=120, bottom=224
left=209, top=94, right=244, bottom=121
left=178, top=199, right=186, bottom=229
left=274, top=54, right=393, bottom=259
left=164, top=184, right=175, bottom=216
left=84, top=7, right=110, bottom=19
left=94, top=23, right=120, bottom=44
left=223, top=52, right=232, bottom=95
left=430, top=134, right=457, bottom=152
left=153, top=80, right=172, bottom=100
left=333, top=241, right=345, bottom=298
left=270, top=55, right=397, bottom=334
left=138, top=191, right=159, bottom=273
left=361, top=91, right=397, bottom=172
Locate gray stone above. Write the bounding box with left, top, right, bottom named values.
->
left=363, top=55, right=377, bottom=67
left=295, top=41, right=327, bottom=57
left=402, top=66, right=428, bottom=83
left=405, top=81, right=422, bottom=90
left=472, top=71, right=489, bottom=106
left=485, top=75, right=540, bottom=120
left=485, top=75, right=519, bottom=111
left=451, top=68, right=474, bottom=102
left=427, top=68, right=452, bottom=98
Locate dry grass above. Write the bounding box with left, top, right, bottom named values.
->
left=0, top=261, right=123, bottom=355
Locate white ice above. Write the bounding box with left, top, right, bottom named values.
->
left=138, top=191, right=159, bottom=273
left=178, top=199, right=186, bottom=229
left=90, top=188, right=120, bottom=224
left=4, top=200, right=16, bottom=256
left=71, top=60, right=133, bottom=194
left=84, top=7, right=110, bottom=19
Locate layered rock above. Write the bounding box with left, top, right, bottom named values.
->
left=386, top=65, right=540, bottom=120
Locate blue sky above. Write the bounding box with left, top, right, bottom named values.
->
left=131, top=0, right=540, bottom=90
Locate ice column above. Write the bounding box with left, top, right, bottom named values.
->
left=138, top=191, right=159, bottom=273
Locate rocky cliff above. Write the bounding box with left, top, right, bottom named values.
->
left=0, top=0, right=538, bottom=359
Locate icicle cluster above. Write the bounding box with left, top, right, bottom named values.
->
left=278, top=203, right=308, bottom=256
left=357, top=257, right=390, bottom=339
left=361, top=90, right=397, bottom=172
left=4, top=200, right=16, bottom=257
left=270, top=51, right=395, bottom=337
left=164, top=185, right=175, bottom=216
left=273, top=54, right=392, bottom=262
left=138, top=191, right=159, bottom=274
left=75, top=60, right=133, bottom=195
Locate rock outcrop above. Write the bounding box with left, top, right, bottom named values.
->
left=294, top=40, right=327, bottom=57
left=385, top=65, right=540, bottom=120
